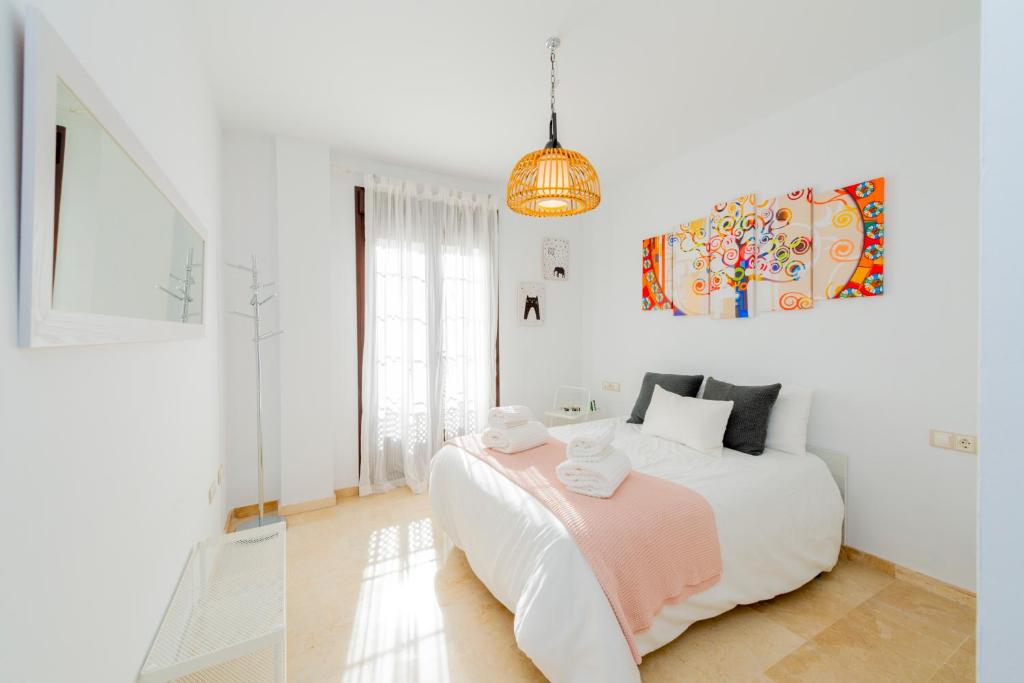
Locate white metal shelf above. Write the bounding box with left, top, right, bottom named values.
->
left=138, top=522, right=287, bottom=683
left=546, top=385, right=596, bottom=426
left=544, top=410, right=588, bottom=422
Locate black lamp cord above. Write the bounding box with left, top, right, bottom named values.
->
left=545, top=44, right=561, bottom=149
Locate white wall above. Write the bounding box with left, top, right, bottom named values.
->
left=276, top=138, right=336, bottom=506
left=222, top=132, right=281, bottom=507
left=0, top=2, right=224, bottom=682
left=579, top=26, right=979, bottom=590
left=978, top=0, right=1024, bottom=677
left=221, top=140, right=586, bottom=505
left=325, top=165, right=361, bottom=490
left=498, top=211, right=586, bottom=418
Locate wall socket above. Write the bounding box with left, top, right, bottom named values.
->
left=929, top=429, right=977, bottom=454
left=601, top=381, right=621, bottom=392
left=953, top=434, right=977, bottom=454
left=208, top=481, right=218, bottom=504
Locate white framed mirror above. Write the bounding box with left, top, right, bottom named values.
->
left=19, top=9, right=208, bottom=347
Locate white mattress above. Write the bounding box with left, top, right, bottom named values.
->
left=429, top=418, right=845, bottom=683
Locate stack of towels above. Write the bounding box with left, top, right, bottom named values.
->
left=482, top=405, right=549, bottom=454
left=555, top=426, right=632, bottom=498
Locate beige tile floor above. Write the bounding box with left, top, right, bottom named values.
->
left=274, top=489, right=975, bottom=682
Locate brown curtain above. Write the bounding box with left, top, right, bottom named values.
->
left=355, top=186, right=366, bottom=473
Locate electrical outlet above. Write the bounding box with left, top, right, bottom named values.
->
left=930, top=429, right=977, bottom=454
left=602, top=381, right=620, bottom=392
left=953, top=434, right=977, bottom=454
left=208, top=481, right=217, bottom=504
left=217, top=464, right=224, bottom=486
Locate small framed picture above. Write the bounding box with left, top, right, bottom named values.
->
left=517, top=282, right=545, bottom=326
left=542, top=237, right=569, bottom=280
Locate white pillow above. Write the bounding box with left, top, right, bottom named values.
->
left=641, top=385, right=733, bottom=456
left=765, top=385, right=813, bottom=455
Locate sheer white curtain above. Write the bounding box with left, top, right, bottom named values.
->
left=360, top=176, right=498, bottom=495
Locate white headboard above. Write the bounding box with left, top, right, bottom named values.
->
left=808, top=445, right=848, bottom=543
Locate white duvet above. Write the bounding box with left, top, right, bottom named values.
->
left=428, top=418, right=844, bottom=683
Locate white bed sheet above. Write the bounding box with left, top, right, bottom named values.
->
left=428, top=418, right=844, bottom=683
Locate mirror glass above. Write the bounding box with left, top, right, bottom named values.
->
left=51, top=80, right=204, bottom=324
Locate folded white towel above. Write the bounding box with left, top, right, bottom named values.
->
left=489, top=405, right=533, bottom=430
left=569, top=445, right=624, bottom=467
left=481, top=420, right=548, bottom=454
left=567, top=426, right=616, bottom=462
left=555, top=451, right=632, bottom=498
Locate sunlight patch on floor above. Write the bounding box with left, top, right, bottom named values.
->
left=342, top=517, right=450, bottom=683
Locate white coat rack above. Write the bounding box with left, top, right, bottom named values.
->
left=157, top=247, right=201, bottom=323
left=228, top=253, right=284, bottom=530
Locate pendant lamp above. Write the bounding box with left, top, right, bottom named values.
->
left=507, top=37, right=600, bottom=218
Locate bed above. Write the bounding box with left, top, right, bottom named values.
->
left=428, top=417, right=845, bottom=683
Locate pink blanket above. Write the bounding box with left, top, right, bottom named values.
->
left=449, top=435, right=722, bottom=663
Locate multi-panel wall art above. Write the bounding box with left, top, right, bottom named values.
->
left=641, top=177, right=884, bottom=317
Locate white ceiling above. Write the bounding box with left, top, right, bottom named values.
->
left=193, top=0, right=978, bottom=183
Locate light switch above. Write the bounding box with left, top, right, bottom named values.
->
left=601, top=381, right=620, bottom=392
left=929, top=429, right=954, bottom=449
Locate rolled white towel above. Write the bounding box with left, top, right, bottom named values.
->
left=567, top=426, right=616, bottom=462
left=489, top=405, right=533, bottom=430
left=481, top=420, right=548, bottom=454
left=555, top=451, right=632, bottom=498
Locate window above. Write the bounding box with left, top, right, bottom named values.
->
left=355, top=182, right=498, bottom=494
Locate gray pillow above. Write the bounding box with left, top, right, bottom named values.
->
left=627, top=372, right=704, bottom=424
left=702, top=377, right=782, bottom=455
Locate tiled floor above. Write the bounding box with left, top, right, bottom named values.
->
left=275, top=489, right=975, bottom=682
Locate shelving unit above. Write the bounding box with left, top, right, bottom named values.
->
left=138, top=523, right=287, bottom=683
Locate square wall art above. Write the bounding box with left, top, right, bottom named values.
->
left=542, top=237, right=569, bottom=280
left=812, top=177, right=885, bottom=299
left=666, top=218, right=709, bottom=316
left=707, top=195, right=759, bottom=319
left=641, top=220, right=710, bottom=316
left=641, top=234, right=672, bottom=311
left=753, top=188, right=814, bottom=313
left=518, top=282, right=545, bottom=326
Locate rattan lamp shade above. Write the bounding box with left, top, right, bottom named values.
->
left=507, top=37, right=601, bottom=218
left=506, top=147, right=601, bottom=217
